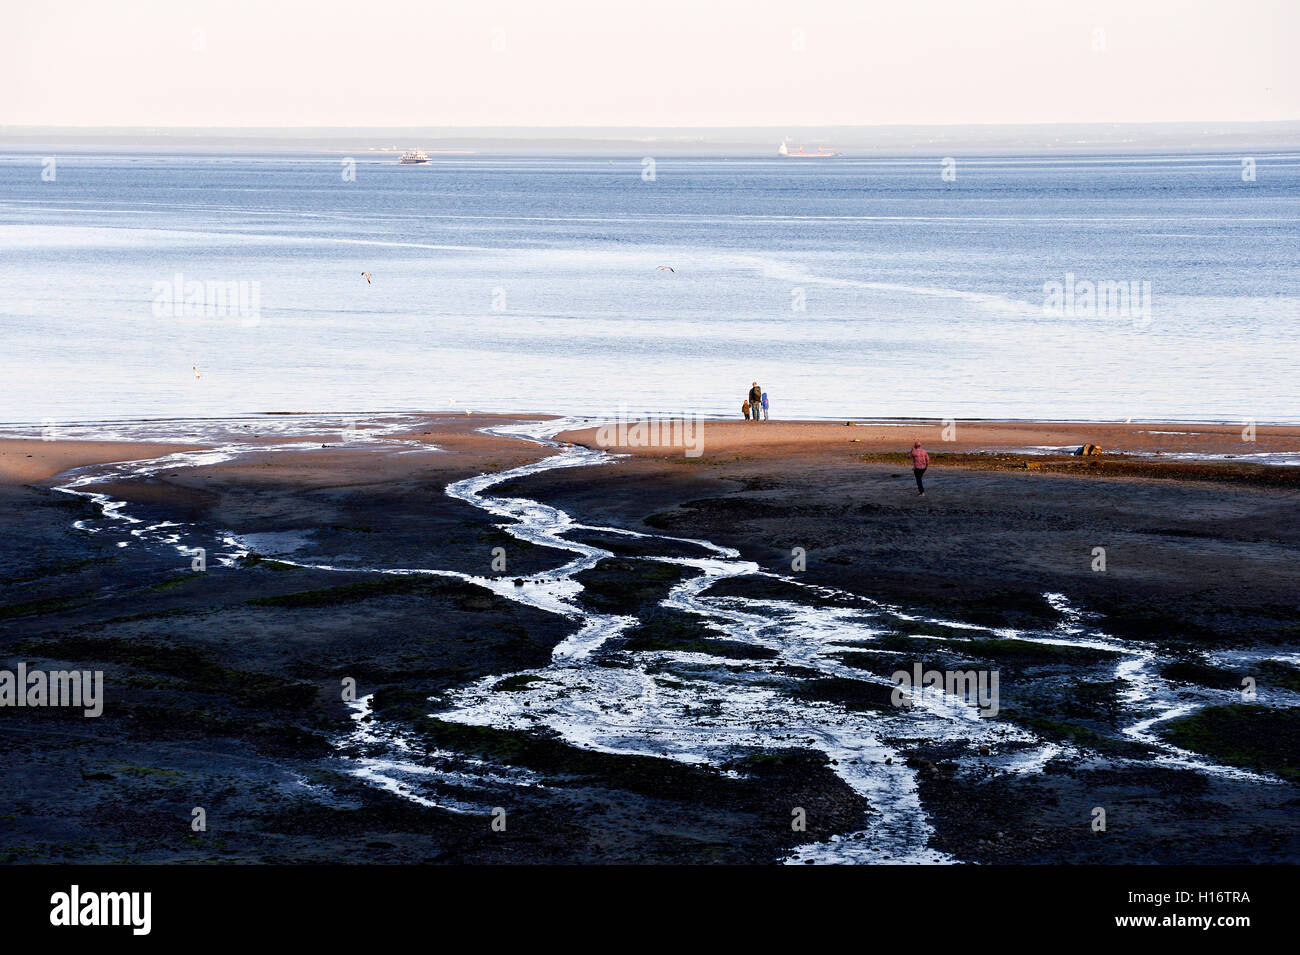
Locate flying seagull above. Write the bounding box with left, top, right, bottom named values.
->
left=657, top=266, right=674, bottom=272
left=361, top=272, right=372, bottom=284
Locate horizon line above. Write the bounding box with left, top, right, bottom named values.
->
left=5, top=120, right=1300, bottom=132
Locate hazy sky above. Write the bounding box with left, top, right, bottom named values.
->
left=4, top=0, right=1296, bottom=127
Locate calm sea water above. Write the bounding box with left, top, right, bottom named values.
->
left=2, top=150, right=1298, bottom=424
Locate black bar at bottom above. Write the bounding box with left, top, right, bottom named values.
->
left=0, top=863, right=1278, bottom=941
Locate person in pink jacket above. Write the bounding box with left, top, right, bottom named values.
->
left=908, top=441, right=930, bottom=495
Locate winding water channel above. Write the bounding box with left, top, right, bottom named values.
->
left=43, top=416, right=1295, bottom=864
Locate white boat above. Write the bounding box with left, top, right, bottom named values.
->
left=398, top=149, right=429, bottom=164
left=777, top=138, right=839, bottom=158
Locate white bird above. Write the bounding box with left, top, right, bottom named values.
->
left=193, top=366, right=201, bottom=380
left=657, top=266, right=675, bottom=272
left=361, top=272, right=372, bottom=284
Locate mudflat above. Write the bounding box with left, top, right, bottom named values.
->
left=1, top=414, right=1296, bottom=863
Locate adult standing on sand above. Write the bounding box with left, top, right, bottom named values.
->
left=909, top=441, right=930, bottom=496
left=748, top=382, right=762, bottom=423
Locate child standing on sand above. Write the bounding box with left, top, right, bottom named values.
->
left=761, top=392, right=769, bottom=421
left=909, top=441, right=929, bottom=496
left=742, top=399, right=751, bottom=420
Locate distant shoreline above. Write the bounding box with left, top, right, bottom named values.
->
left=5, top=121, right=1300, bottom=154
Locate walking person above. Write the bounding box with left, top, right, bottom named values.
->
left=909, top=440, right=930, bottom=496
left=761, top=391, right=770, bottom=421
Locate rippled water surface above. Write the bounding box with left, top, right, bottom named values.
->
left=4, top=150, right=1299, bottom=423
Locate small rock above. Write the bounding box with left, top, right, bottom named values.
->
left=513, top=578, right=524, bottom=586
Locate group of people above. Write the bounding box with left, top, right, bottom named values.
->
left=742, top=381, right=769, bottom=421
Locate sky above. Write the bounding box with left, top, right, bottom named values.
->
left=3, top=0, right=1296, bottom=127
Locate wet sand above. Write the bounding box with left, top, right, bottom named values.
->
left=1, top=414, right=1297, bottom=864
left=540, top=418, right=1300, bottom=638
left=558, top=417, right=1300, bottom=461
left=0, top=440, right=207, bottom=485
